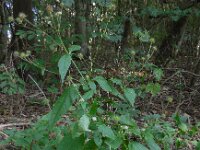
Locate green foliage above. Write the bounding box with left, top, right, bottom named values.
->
left=0, top=66, right=25, bottom=95
left=2, top=0, right=200, bottom=149
left=58, top=54, right=72, bottom=83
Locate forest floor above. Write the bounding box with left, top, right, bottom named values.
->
left=0, top=58, right=200, bottom=149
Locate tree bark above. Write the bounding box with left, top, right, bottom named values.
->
left=10, top=0, right=33, bottom=53
left=121, top=17, right=131, bottom=53
left=74, top=0, right=90, bottom=57
left=0, top=1, right=8, bottom=64
left=154, top=16, right=187, bottom=66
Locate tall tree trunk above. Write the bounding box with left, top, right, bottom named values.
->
left=120, top=0, right=132, bottom=54
left=11, top=0, right=33, bottom=51
left=74, top=0, right=90, bottom=57
left=154, top=16, right=187, bottom=66
left=0, top=1, right=8, bottom=64
left=121, top=17, right=131, bottom=53
left=9, top=0, right=33, bottom=77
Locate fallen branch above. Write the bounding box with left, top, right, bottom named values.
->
left=0, top=123, right=30, bottom=131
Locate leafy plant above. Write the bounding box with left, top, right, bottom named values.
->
left=0, top=65, right=25, bottom=95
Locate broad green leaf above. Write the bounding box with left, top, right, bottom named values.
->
left=98, top=124, right=116, bottom=140
left=93, top=76, right=113, bottom=92
left=79, top=114, right=91, bottom=132
left=139, top=31, right=150, bottom=43
left=153, top=68, right=163, bottom=81
left=145, top=83, right=161, bottom=96
left=146, top=138, right=161, bottom=150
left=58, top=54, right=72, bottom=83
left=119, top=114, right=136, bottom=126
left=110, top=78, right=123, bottom=86
left=88, top=81, right=96, bottom=93
left=178, top=123, right=188, bottom=132
left=94, top=76, right=123, bottom=99
left=84, top=140, right=97, bottom=150
left=128, top=142, right=149, bottom=150
left=124, top=88, right=136, bottom=106
left=196, top=142, right=200, bottom=150
left=58, top=133, right=84, bottom=150
left=68, top=45, right=81, bottom=53
left=49, top=85, right=79, bottom=129
left=105, top=136, right=122, bottom=149
left=94, top=131, right=102, bottom=147
left=82, top=90, right=95, bottom=101
left=145, top=133, right=161, bottom=150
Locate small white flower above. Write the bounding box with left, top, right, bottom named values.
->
left=92, top=117, right=97, bottom=121
left=47, top=21, right=52, bottom=25
left=121, top=125, right=129, bottom=130
left=56, top=11, right=62, bottom=16
left=79, top=98, right=85, bottom=102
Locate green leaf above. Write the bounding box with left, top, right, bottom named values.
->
left=82, top=90, right=95, bottom=101
left=153, top=68, right=163, bottom=81
left=119, top=114, right=136, bottom=126
left=196, top=142, right=200, bottom=150
left=49, top=85, right=79, bottom=129
left=58, top=54, right=72, bottom=83
left=139, top=31, right=150, bottom=43
left=94, top=131, right=102, bottom=147
left=105, top=136, right=122, bottom=149
left=98, top=124, right=116, bottom=140
left=58, top=132, right=84, bottom=150
left=145, top=133, right=161, bottom=150
left=93, top=76, right=113, bottom=92
left=79, top=114, right=91, bottom=132
left=124, top=88, right=136, bottom=106
left=128, top=142, right=149, bottom=150
left=94, top=76, right=123, bottom=99
left=146, top=83, right=161, bottom=96
left=178, top=123, right=188, bottom=132
left=88, top=81, right=96, bottom=93
left=110, top=78, right=123, bottom=86
left=84, top=140, right=97, bottom=150
left=68, top=45, right=81, bottom=53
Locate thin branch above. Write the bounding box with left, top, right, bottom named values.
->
left=0, top=123, right=30, bottom=131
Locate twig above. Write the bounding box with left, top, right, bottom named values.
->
left=0, top=123, right=30, bottom=131
left=28, top=74, right=51, bottom=110
left=163, top=67, right=200, bottom=77
left=0, top=131, right=9, bottom=139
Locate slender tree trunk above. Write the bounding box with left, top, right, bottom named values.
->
left=10, top=0, right=33, bottom=53
left=121, top=17, right=131, bottom=53
left=74, top=0, right=90, bottom=57
left=9, top=0, right=33, bottom=77
left=0, top=1, right=8, bottom=64
left=154, top=16, right=187, bottom=66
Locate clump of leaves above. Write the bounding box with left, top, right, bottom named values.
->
left=0, top=65, right=25, bottom=95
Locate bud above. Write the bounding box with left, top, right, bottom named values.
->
left=26, top=50, right=31, bottom=56
left=130, top=50, right=136, bottom=56
left=20, top=52, right=26, bottom=58
left=92, top=117, right=97, bottom=121
left=78, top=53, right=84, bottom=60
left=46, top=5, right=53, bottom=13
left=14, top=51, right=19, bottom=57
left=121, top=125, right=129, bottom=130
left=79, top=98, right=85, bottom=102
left=18, top=12, right=27, bottom=20
left=150, top=38, right=155, bottom=43
left=16, top=17, right=22, bottom=24
left=55, top=11, right=62, bottom=16
left=8, top=16, right=14, bottom=22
